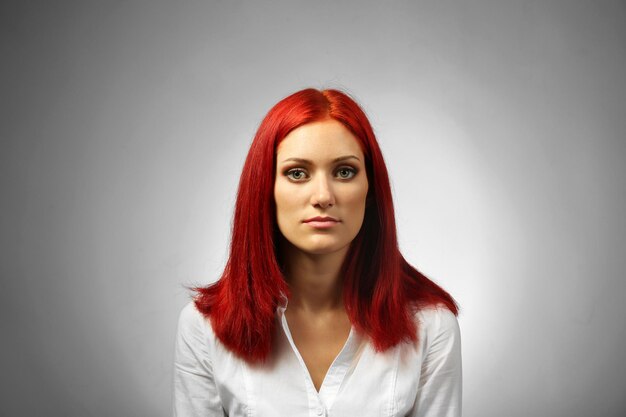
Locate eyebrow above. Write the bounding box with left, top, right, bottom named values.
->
left=280, top=155, right=361, bottom=164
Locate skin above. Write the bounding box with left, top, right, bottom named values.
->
left=274, top=118, right=369, bottom=392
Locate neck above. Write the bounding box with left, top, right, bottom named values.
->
left=279, top=241, right=349, bottom=314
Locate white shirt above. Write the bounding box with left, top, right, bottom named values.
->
left=173, top=297, right=462, bottom=417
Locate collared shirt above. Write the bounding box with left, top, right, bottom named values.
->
left=173, top=296, right=462, bottom=417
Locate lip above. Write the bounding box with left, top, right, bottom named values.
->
left=303, top=216, right=339, bottom=223
left=303, top=216, right=340, bottom=229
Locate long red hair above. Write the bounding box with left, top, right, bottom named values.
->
left=193, top=88, right=458, bottom=363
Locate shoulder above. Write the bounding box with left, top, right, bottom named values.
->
left=414, top=305, right=461, bottom=349
left=178, top=300, right=205, bottom=326
left=176, top=301, right=216, bottom=344
left=415, top=305, right=458, bottom=329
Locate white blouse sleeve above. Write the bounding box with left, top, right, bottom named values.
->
left=410, top=308, right=463, bottom=417
left=172, top=302, right=225, bottom=417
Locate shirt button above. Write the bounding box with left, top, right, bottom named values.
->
left=316, top=406, right=324, bottom=416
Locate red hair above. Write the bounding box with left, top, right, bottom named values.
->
left=193, top=88, right=458, bottom=363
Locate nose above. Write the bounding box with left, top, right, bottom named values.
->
left=310, top=174, right=335, bottom=208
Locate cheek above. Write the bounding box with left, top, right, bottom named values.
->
left=274, top=184, right=300, bottom=219
left=347, top=181, right=369, bottom=210
left=341, top=187, right=368, bottom=230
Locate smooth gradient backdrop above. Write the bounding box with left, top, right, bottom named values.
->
left=2, top=1, right=625, bottom=416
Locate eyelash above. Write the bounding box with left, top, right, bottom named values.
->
left=284, top=166, right=358, bottom=182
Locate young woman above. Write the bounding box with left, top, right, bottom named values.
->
left=173, top=88, right=462, bottom=417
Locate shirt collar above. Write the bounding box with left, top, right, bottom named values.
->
left=276, top=292, right=289, bottom=314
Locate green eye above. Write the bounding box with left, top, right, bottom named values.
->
left=286, top=169, right=307, bottom=181
left=336, top=167, right=357, bottom=179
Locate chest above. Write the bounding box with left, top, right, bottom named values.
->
left=210, top=315, right=425, bottom=417
left=285, top=313, right=352, bottom=392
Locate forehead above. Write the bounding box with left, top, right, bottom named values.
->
left=276, top=119, right=364, bottom=160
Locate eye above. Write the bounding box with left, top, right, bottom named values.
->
left=336, top=167, right=357, bottom=180
left=285, top=168, right=308, bottom=181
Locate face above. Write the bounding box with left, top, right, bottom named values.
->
left=274, top=119, right=369, bottom=256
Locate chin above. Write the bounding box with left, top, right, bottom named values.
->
left=302, top=247, right=340, bottom=256
left=279, top=233, right=354, bottom=257
left=299, top=239, right=351, bottom=256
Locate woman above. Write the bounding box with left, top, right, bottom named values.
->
left=173, top=88, right=462, bottom=417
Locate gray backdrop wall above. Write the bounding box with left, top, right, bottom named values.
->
left=2, top=1, right=625, bottom=416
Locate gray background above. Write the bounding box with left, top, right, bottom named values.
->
left=1, top=1, right=625, bottom=416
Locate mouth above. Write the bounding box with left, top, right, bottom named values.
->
left=303, top=216, right=340, bottom=229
